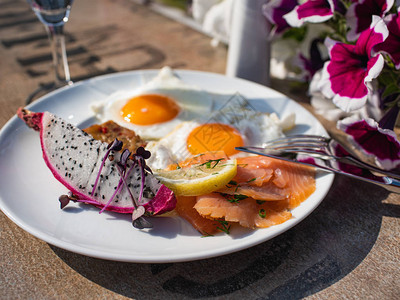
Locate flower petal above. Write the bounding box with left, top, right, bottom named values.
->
left=373, top=10, right=400, bottom=69
left=284, top=0, right=334, bottom=27
left=337, top=116, right=400, bottom=170
left=262, top=0, right=298, bottom=35
left=318, top=17, right=388, bottom=112
left=346, top=0, right=394, bottom=41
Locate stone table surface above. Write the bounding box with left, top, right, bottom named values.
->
left=0, top=0, right=399, bottom=299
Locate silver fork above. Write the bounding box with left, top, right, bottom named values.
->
left=260, top=134, right=400, bottom=180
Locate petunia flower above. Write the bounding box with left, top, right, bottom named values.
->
left=309, top=70, right=383, bottom=121
left=262, top=0, right=298, bottom=35
left=373, top=10, right=400, bottom=69
left=346, top=0, right=394, bottom=41
left=318, top=16, right=389, bottom=112
left=298, top=37, right=326, bottom=81
left=283, top=0, right=335, bottom=27
left=337, top=116, right=400, bottom=170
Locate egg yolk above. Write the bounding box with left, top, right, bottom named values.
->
left=121, top=94, right=180, bottom=125
left=186, top=123, right=244, bottom=156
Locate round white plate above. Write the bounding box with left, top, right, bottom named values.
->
left=0, top=70, right=334, bottom=263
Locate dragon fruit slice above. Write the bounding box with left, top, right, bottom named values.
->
left=17, top=108, right=176, bottom=219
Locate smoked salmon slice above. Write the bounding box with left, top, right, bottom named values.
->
left=175, top=195, right=221, bottom=235
left=194, top=193, right=292, bottom=229
left=233, top=166, right=273, bottom=187
left=217, top=182, right=289, bottom=201
left=228, top=156, right=316, bottom=208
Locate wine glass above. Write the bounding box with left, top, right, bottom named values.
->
left=26, top=0, right=74, bottom=103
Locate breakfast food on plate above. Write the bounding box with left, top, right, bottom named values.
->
left=17, top=108, right=176, bottom=228
left=17, top=67, right=316, bottom=234
left=83, top=120, right=147, bottom=154
left=91, top=66, right=214, bottom=140
left=90, top=66, right=295, bottom=170
left=158, top=154, right=316, bottom=235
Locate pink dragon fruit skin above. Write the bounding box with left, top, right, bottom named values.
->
left=17, top=108, right=176, bottom=216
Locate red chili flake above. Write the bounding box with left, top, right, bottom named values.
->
left=100, top=127, right=108, bottom=134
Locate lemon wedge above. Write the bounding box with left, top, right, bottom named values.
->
left=154, top=159, right=237, bottom=196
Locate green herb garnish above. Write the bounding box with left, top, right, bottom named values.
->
left=199, top=158, right=224, bottom=169
left=219, top=192, right=248, bottom=203
left=217, top=220, right=231, bottom=234
left=259, top=209, right=266, bottom=218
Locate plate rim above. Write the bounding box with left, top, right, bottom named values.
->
left=0, top=69, right=334, bottom=263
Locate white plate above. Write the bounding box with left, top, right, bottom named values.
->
left=0, top=70, right=334, bottom=263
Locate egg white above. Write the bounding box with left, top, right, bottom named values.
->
left=91, top=67, right=214, bottom=140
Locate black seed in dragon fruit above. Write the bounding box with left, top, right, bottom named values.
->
left=17, top=107, right=176, bottom=216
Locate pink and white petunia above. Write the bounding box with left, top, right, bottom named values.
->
left=337, top=116, right=400, bottom=170
left=373, top=10, right=400, bottom=69
left=283, top=0, right=335, bottom=27
left=346, top=0, right=394, bottom=41
left=262, top=0, right=298, bottom=35
left=318, top=16, right=389, bottom=112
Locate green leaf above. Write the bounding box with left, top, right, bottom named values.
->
left=382, top=84, right=400, bottom=99
left=282, top=27, right=308, bottom=42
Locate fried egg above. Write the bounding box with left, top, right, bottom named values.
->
left=91, top=67, right=214, bottom=139
left=146, top=105, right=292, bottom=170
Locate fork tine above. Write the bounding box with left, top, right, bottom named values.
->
left=266, top=144, right=327, bottom=151
left=264, top=134, right=330, bottom=150
left=264, top=134, right=328, bottom=144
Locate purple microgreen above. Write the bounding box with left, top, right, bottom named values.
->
left=99, top=179, right=124, bottom=214
left=95, top=142, right=155, bottom=230
left=58, top=193, right=79, bottom=209
left=135, top=146, right=151, bottom=159
left=115, top=164, right=139, bottom=209
left=138, top=158, right=146, bottom=205
left=113, top=162, right=154, bottom=230
left=107, top=138, right=123, bottom=151
left=92, top=138, right=123, bottom=197
left=131, top=205, right=145, bottom=221
left=58, top=193, right=99, bottom=208
left=59, top=194, right=70, bottom=209
left=99, top=162, right=137, bottom=214
left=119, top=149, right=131, bottom=168
left=133, top=216, right=153, bottom=229
left=144, top=165, right=153, bottom=174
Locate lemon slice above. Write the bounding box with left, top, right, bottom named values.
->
left=154, top=159, right=237, bottom=196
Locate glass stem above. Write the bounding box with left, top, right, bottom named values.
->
left=46, top=25, right=72, bottom=85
